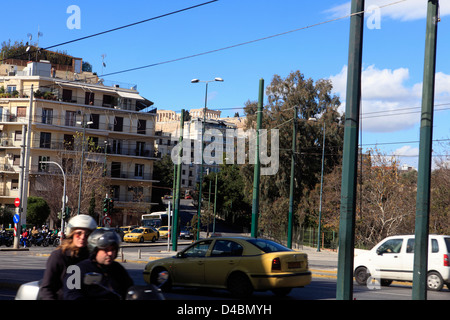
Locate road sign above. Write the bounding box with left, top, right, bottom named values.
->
left=13, top=214, right=20, bottom=224
left=102, top=216, right=111, bottom=227
left=14, top=198, right=20, bottom=207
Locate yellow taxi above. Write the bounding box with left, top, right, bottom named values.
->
left=123, top=227, right=159, bottom=243
left=157, top=226, right=170, bottom=239
left=120, top=225, right=138, bottom=235
left=143, top=237, right=311, bottom=297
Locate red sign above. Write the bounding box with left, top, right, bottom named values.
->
left=14, top=198, right=20, bottom=207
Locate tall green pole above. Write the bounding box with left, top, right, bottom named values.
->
left=172, top=110, right=184, bottom=251
left=251, top=79, right=264, bottom=238
left=412, top=0, right=439, bottom=301
left=287, top=106, right=297, bottom=248
left=336, top=0, right=364, bottom=300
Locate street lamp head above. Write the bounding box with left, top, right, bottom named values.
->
left=214, top=77, right=224, bottom=82
left=191, top=79, right=200, bottom=83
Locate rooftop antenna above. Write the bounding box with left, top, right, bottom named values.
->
left=36, top=26, right=43, bottom=61
left=26, top=33, right=32, bottom=60
left=101, top=54, right=107, bottom=75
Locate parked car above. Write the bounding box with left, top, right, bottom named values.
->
left=123, top=227, right=159, bottom=243
left=120, top=226, right=138, bottom=235
left=179, top=226, right=193, bottom=240
left=143, top=237, right=311, bottom=297
left=354, top=234, right=450, bottom=291
left=158, top=226, right=170, bottom=239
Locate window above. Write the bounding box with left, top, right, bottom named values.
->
left=17, top=107, right=26, bottom=118
left=62, top=89, right=73, bottom=102
left=42, top=108, right=53, bottom=124
left=183, top=240, right=212, bottom=258
left=102, top=94, right=117, bottom=107
left=135, top=164, right=144, bottom=177
left=40, top=132, right=51, bottom=148
left=7, top=85, right=17, bottom=93
left=136, top=141, right=145, bottom=156
left=14, top=130, right=22, bottom=141
left=112, top=140, right=122, bottom=154
left=89, top=114, right=99, bottom=129
left=211, top=240, right=244, bottom=257
left=64, top=134, right=74, bottom=150
left=137, top=119, right=146, bottom=134
left=111, top=162, right=121, bottom=178
left=65, top=111, right=77, bottom=126
left=114, top=117, right=123, bottom=132
left=85, top=92, right=95, bottom=105
left=11, top=179, right=19, bottom=190
left=376, top=239, right=403, bottom=255
left=13, top=155, right=20, bottom=166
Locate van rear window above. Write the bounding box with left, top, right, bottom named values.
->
left=444, top=237, right=450, bottom=253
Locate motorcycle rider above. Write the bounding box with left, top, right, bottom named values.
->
left=64, top=228, right=133, bottom=300
left=39, top=214, right=97, bottom=300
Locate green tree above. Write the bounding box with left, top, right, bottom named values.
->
left=152, top=154, right=175, bottom=211
left=27, top=197, right=51, bottom=226
left=243, top=70, right=344, bottom=241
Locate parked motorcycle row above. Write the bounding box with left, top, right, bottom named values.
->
left=0, top=230, right=60, bottom=248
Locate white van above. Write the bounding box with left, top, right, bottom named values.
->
left=354, top=235, right=450, bottom=291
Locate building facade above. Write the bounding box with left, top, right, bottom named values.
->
left=156, top=109, right=237, bottom=195
left=0, top=59, right=158, bottom=228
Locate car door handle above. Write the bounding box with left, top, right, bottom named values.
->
left=229, top=260, right=235, bottom=264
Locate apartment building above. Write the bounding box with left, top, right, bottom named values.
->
left=156, top=108, right=237, bottom=195
left=0, top=58, right=158, bottom=227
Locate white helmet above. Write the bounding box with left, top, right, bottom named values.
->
left=65, top=214, right=97, bottom=236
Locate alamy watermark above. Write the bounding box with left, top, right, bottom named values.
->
left=170, top=128, right=279, bottom=176
left=67, top=5, right=81, bottom=30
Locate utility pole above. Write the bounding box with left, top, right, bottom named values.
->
left=412, top=0, right=439, bottom=300
left=22, top=84, right=34, bottom=223
left=336, top=0, right=364, bottom=300
left=251, top=79, right=264, bottom=238
left=172, top=109, right=184, bottom=251
left=287, top=106, right=297, bottom=248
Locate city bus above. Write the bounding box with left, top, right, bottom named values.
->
left=141, top=212, right=168, bottom=228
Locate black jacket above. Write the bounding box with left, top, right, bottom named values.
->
left=63, top=258, right=134, bottom=300
left=40, top=247, right=90, bottom=300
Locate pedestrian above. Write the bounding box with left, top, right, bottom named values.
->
left=64, top=228, right=133, bottom=300
left=39, top=214, right=97, bottom=300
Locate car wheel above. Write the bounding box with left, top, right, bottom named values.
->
left=427, top=271, right=444, bottom=291
left=151, top=236, right=156, bottom=243
left=354, top=267, right=370, bottom=286
left=139, top=237, right=144, bottom=243
left=227, top=272, right=253, bottom=298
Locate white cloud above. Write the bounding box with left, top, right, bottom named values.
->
left=326, top=0, right=450, bottom=22
left=329, top=65, right=450, bottom=133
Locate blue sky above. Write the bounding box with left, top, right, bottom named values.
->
left=4, top=0, right=450, bottom=169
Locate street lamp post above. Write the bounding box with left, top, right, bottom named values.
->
left=76, top=114, right=93, bottom=215
left=191, top=77, right=223, bottom=240
left=308, top=116, right=326, bottom=251
left=39, top=161, right=66, bottom=234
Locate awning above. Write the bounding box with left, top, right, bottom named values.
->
left=116, top=91, right=144, bottom=100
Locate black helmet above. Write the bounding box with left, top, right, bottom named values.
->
left=87, top=228, right=121, bottom=253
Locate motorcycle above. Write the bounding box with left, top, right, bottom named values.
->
left=30, top=233, right=45, bottom=246
left=0, top=231, right=13, bottom=247
left=15, top=271, right=168, bottom=300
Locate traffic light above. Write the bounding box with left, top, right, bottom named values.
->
left=108, top=198, right=114, bottom=214
left=103, top=198, right=109, bottom=215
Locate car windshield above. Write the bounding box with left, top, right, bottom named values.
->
left=131, top=229, right=143, bottom=233
left=246, top=239, right=292, bottom=253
